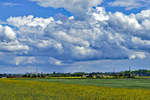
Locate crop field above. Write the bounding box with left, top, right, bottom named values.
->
left=0, top=78, right=150, bottom=100
left=19, top=78, right=150, bottom=89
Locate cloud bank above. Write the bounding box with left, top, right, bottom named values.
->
left=1, top=7, right=150, bottom=66
left=1, top=0, right=150, bottom=71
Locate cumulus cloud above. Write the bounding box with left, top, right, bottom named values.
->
left=108, top=12, right=142, bottom=32
left=30, top=0, right=103, bottom=18
left=7, top=15, right=54, bottom=28
left=0, top=24, right=29, bottom=54
left=2, top=7, right=150, bottom=68
left=0, top=25, right=16, bottom=41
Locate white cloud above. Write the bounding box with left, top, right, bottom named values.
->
left=2, top=2, right=21, bottom=7
left=109, top=0, right=150, bottom=10
left=0, top=25, right=16, bottom=41
left=30, top=0, right=103, bottom=18
left=49, top=57, right=62, bottom=65
left=7, top=15, right=54, bottom=29
left=0, top=25, right=29, bottom=53
left=142, top=20, right=150, bottom=30
left=45, top=30, right=90, bottom=47
left=89, top=7, right=109, bottom=21
left=1, top=0, right=150, bottom=73
left=0, top=41, right=29, bottom=52
left=132, top=37, right=150, bottom=46
left=16, top=57, right=36, bottom=65
left=129, top=52, right=146, bottom=60
left=136, top=9, right=150, bottom=20
left=68, top=16, right=75, bottom=20
left=1, top=7, right=150, bottom=67
left=108, top=12, right=142, bottom=32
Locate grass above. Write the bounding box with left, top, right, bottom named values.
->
left=135, top=76, right=150, bottom=79
left=0, top=78, right=150, bottom=100
left=17, top=78, right=150, bottom=89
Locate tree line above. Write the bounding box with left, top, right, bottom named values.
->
left=0, top=69, right=150, bottom=78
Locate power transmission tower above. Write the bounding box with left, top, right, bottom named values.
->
left=129, top=66, right=131, bottom=77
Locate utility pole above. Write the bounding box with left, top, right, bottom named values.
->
left=36, top=66, right=38, bottom=74
left=113, top=67, right=116, bottom=77
left=129, top=66, right=131, bottom=77
left=113, top=67, right=116, bottom=73
left=35, top=65, right=38, bottom=78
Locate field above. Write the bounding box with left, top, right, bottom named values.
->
left=0, top=78, right=150, bottom=100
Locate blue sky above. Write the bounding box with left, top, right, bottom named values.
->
left=0, top=0, right=72, bottom=21
left=0, top=0, right=150, bottom=73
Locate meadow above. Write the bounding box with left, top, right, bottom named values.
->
left=0, top=78, right=150, bottom=100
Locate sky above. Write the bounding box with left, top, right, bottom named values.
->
left=0, top=0, right=150, bottom=73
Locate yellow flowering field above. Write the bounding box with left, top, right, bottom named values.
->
left=0, top=78, right=150, bottom=100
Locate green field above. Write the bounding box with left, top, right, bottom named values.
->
left=0, top=78, right=150, bottom=100
left=20, top=78, right=150, bottom=89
